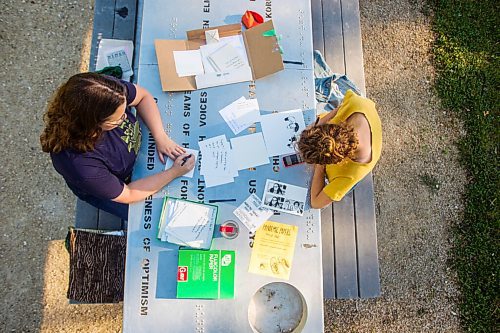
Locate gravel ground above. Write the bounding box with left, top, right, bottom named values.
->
left=0, top=0, right=465, bottom=332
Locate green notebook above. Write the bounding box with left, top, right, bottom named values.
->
left=177, top=249, right=235, bottom=299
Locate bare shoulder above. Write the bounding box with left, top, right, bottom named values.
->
left=347, top=112, right=372, bottom=163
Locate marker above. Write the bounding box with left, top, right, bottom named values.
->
left=283, top=60, right=304, bottom=65
left=208, top=199, right=237, bottom=203
left=181, top=154, right=192, bottom=166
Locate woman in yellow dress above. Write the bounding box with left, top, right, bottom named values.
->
left=297, top=90, right=382, bottom=208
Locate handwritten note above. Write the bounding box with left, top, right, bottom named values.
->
left=219, top=97, right=261, bottom=135
left=206, top=43, right=246, bottom=72
left=198, top=135, right=237, bottom=187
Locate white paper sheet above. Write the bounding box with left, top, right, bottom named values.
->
left=96, top=39, right=134, bottom=81
left=219, top=97, right=261, bottom=135
left=206, top=43, right=246, bottom=72
left=199, top=35, right=249, bottom=73
left=260, top=109, right=306, bottom=157
left=233, top=193, right=273, bottom=232
left=198, top=135, right=237, bottom=187
left=261, top=179, right=308, bottom=216
left=230, top=133, right=269, bottom=170
left=173, top=50, right=205, bottom=77
left=164, top=149, right=199, bottom=178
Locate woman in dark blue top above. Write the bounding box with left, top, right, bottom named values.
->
left=40, top=73, right=194, bottom=220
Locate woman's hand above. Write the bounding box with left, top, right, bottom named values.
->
left=169, top=153, right=195, bottom=178
left=156, top=134, right=185, bottom=163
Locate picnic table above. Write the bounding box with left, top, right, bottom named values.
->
left=123, top=0, right=323, bottom=332
left=76, top=0, right=381, bottom=331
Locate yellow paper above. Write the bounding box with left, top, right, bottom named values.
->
left=248, top=221, right=298, bottom=280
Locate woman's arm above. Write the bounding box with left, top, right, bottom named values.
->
left=112, top=153, right=195, bottom=204
left=310, top=164, right=334, bottom=209
left=130, top=84, right=185, bottom=162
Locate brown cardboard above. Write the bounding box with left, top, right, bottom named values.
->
left=242, top=20, right=284, bottom=80
left=155, top=20, right=283, bottom=92
left=154, top=39, right=196, bottom=91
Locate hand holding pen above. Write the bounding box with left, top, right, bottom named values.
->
left=172, top=153, right=194, bottom=176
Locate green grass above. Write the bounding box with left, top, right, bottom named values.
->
left=431, top=0, right=499, bottom=332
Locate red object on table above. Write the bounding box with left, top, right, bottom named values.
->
left=242, top=10, right=264, bottom=29
left=220, top=225, right=235, bottom=233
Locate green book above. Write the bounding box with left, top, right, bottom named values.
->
left=177, top=249, right=235, bottom=299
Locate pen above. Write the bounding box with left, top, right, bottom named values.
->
left=283, top=60, right=304, bottom=65
left=208, top=199, right=237, bottom=203
left=181, top=154, right=192, bottom=166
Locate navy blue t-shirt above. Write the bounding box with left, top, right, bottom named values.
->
left=51, top=80, right=141, bottom=200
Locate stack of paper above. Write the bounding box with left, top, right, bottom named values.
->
left=198, top=135, right=238, bottom=187
left=158, top=197, right=218, bottom=249
left=200, top=35, right=250, bottom=74
left=173, top=50, right=205, bottom=77
left=219, top=96, right=261, bottom=135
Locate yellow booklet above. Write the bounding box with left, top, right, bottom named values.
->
left=248, top=221, right=298, bottom=280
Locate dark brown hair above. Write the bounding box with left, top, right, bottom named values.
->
left=40, top=73, right=126, bottom=153
left=298, top=122, right=359, bottom=165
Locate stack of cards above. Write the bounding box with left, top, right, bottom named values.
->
left=198, top=135, right=238, bottom=187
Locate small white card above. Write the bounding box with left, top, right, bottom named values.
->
left=261, top=179, right=308, bottom=216
left=219, top=97, right=261, bottom=135
left=173, top=50, right=205, bottom=77
left=205, top=29, right=220, bottom=44
left=233, top=194, right=273, bottom=232
left=230, top=133, right=269, bottom=170
left=164, top=148, right=198, bottom=178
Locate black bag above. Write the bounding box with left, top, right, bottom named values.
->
left=65, top=227, right=126, bottom=303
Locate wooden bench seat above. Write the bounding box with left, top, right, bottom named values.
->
left=312, top=0, right=381, bottom=298
left=74, top=0, right=138, bottom=231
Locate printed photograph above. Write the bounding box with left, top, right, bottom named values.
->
left=267, top=181, right=287, bottom=195
left=263, top=195, right=284, bottom=209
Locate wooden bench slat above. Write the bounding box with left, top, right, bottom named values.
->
left=354, top=174, right=381, bottom=297
left=321, top=0, right=345, bottom=73
left=75, top=199, right=99, bottom=229
left=89, top=0, right=117, bottom=72
left=339, top=0, right=366, bottom=94
left=311, top=0, right=325, bottom=57
left=333, top=191, right=359, bottom=298
left=321, top=205, right=336, bottom=298
left=113, top=0, right=138, bottom=40
left=97, top=210, right=124, bottom=230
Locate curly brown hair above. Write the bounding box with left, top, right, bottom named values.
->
left=40, top=73, right=126, bottom=153
left=297, top=122, right=359, bottom=165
